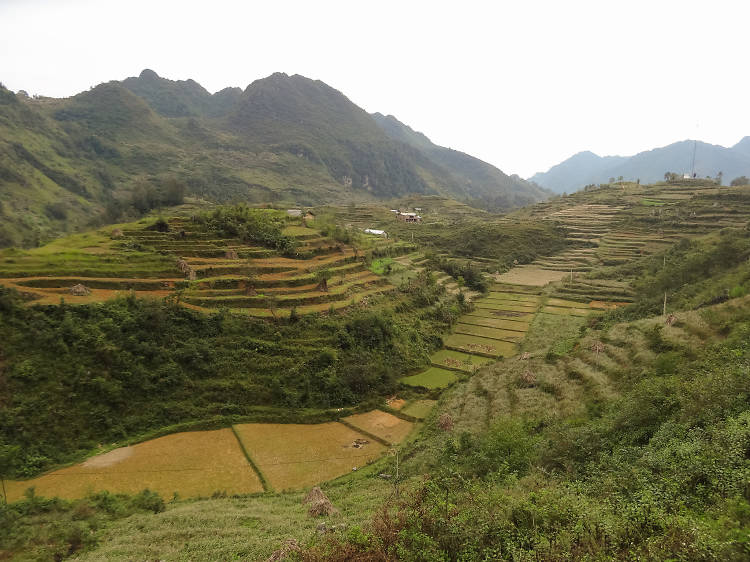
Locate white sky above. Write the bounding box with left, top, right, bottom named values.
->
left=1, top=0, right=748, bottom=178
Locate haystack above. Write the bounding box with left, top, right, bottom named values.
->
left=69, top=284, right=91, bottom=296
left=266, top=538, right=301, bottom=562
left=225, top=249, right=239, bottom=260
left=519, top=370, right=537, bottom=387
left=303, top=486, right=338, bottom=517
left=110, top=228, right=123, bottom=239
left=437, top=413, right=454, bottom=431
left=176, top=259, right=191, bottom=274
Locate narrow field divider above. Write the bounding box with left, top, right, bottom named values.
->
left=231, top=425, right=272, bottom=493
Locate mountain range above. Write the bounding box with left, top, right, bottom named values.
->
left=0, top=70, right=548, bottom=247
left=530, top=139, right=750, bottom=193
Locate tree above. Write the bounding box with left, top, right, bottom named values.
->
left=730, top=176, right=749, bottom=187
left=265, top=294, right=280, bottom=321
left=315, top=269, right=333, bottom=292
left=0, top=444, right=20, bottom=504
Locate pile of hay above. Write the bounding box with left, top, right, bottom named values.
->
left=437, top=413, right=454, bottom=432
left=266, top=538, right=300, bottom=562
left=110, top=228, right=123, bottom=239
left=69, top=284, right=91, bottom=296
left=225, top=249, right=239, bottom=260
left=518, top=370, right=537, bottom=388
left=177, top=259, right=195, bottom=280
left=351, top=438, right=369, bottom=449
left=177, top=259, right=191, bottom=274
left=303, top=486, right=338, bottom=517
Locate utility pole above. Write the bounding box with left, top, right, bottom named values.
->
left=663, top=292, right=667, bottom=317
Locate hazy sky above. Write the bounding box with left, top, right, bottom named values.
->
left=1, top=0, right=748, bottom=178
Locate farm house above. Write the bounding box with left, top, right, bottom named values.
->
left=397, top=212, right=422, bottom=223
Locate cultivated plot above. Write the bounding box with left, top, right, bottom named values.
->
left=401, top=367, right=459, bottom=389
left=401, top=400, right=437, bottom=420
left=458, top=314, right=530, bottom=331
left=232, top=423, right=386, bottom=491
left=454, top=323, right=525, bottom=342
left=430, top=349, right=494, bottom=372
left=341, top=410, right=414, bottom=444
left=443, top=333, right=517, bottom=358
left=494, top=266, right=569, bottom=286
left=6, top=429, right=263, bottom=502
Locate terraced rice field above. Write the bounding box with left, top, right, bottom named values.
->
left=6, top=411, right=418, bottom=500
left=443, top=333, right=518, bottom=358
left=232, top=422, right=388, bottom=491
left=401, top=367, right=459, bottom=389
left=5, top=429, right=263, bottom=502
left=341, top=410, right=414, bottom=444
left=430, top=349, right=494, bottom=372
left=401, top=400, right=437, bottom=419
left=494, top=266, right=569, bottom=286
left=0, top=214, right=402, bottom=318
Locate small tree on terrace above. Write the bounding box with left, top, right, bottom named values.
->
left=315, top=268, right=333, bottom=292
left=731, top=176, right=749, bottom=186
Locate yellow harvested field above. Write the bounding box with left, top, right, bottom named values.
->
left=494, top=266, right=569, bottom=286
left=5, top=429, right=263, bottom=502
left=341, top=410, right=414, bottom=444
left=233, top=423, right=387, bottom=491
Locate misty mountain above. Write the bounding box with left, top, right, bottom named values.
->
left=531, top=140, right=750, bottom=193
left=0, top=70, right=547, bottom=247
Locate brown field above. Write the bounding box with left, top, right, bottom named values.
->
left=5, top=429, right=263, bottom=502
left=232, top=423, right=387, bottom=491
left=386, top=397, right=406, bottom=410
left=493, top=266, right=569, bottom=286
left=341, top=410, right=414, bottom=444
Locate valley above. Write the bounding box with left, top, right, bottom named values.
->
left=3, top=176, right=750, bottom=559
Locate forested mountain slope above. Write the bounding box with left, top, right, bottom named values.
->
left=0, top=71, right=547, bottom=248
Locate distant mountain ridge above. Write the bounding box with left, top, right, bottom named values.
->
left=372, top=113, right=549, bottom=207
left=531, top=139, right=750, bottom=193
left=0, top=69, right=547, bottom=247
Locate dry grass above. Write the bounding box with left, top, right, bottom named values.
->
left=341, top=410, right=414, bottom=444
left=232, top=423, right=386, bottom=491
left=6, top=429, right=263, bottom=502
